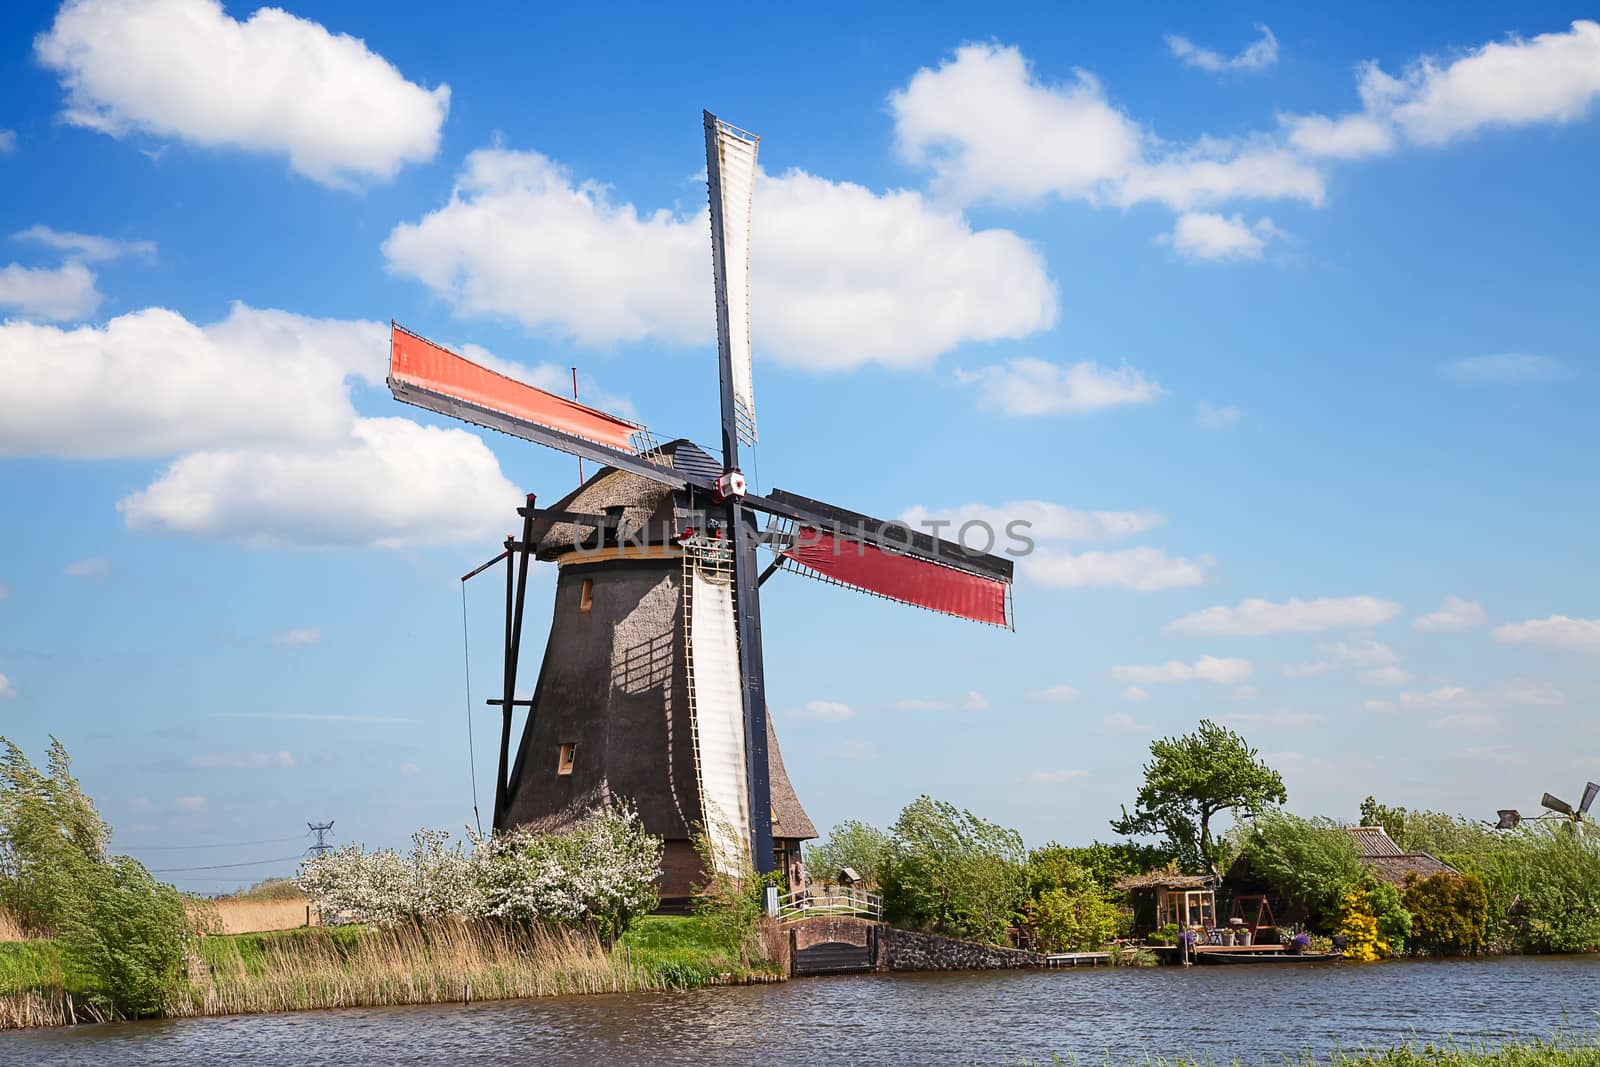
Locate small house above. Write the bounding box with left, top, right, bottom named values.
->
left=1343, top=826, right=1460, bottom=885
left=1114, top=872, right=1215, bottom=934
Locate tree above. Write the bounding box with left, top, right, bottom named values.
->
left=1234, top=811, right=1361, bottom=930
left=58, top=855, right=189, bottom=1017
left=1110, top=720, right=1287, bottom=876
left=805, top=819, right=891, bottom=888
left=1359, top=796, right=1409, bottom=846
left=880, top=796, right=1027, bottom=945
left=1403, top=872, right=1486, bottom=955
left=0, top=737, right=111, bottom=934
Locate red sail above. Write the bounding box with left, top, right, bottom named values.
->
left=783, top=529, right=1011, bottom=627
left=390, top=324, right=641, bottom=450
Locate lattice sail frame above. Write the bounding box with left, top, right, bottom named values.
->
left=708, top=118, right=760, bottom=446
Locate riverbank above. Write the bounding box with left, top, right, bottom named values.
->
left=1023, top=1033, right=1600, bottom=1066
left=0, top=915, right=783, bottom=1030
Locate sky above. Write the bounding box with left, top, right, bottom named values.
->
left=0, top=1, right=1597, bottom=892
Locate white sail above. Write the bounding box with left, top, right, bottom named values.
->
left=687, top=562, right=751, bottom=874
left=709, top=119, right=759, bottom=445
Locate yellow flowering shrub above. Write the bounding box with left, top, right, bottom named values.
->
left=1338, top=887, right=1390, bottom=961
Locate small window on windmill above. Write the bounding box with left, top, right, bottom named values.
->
left=557, top=742, right=577, bottom=775
left=579, top=579, right=593, bottom=613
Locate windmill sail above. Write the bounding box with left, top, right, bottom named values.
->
left=758, top=488, right=1015, bottom=628
left=1581, top=782, right=1600, bottom=816
left=387, top=324, right=681, bottom=487
left=684, top=541, right=753, bottom=873
left=705, top=114, right=759, bottom=446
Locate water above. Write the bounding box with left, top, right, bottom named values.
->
left=7, top=956, right=1600, bottom=1066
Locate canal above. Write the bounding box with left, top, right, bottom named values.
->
left=7, top=955, right=1599, bottom=1065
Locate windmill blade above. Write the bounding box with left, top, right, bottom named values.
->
left=1495, top=809, right=1521, bottom=830
left=1542, top=792, right=1574, bottom=817
left=387, top=323, right=685, bottom=489
left=704, top=112, right=759, bottom=446
left=751, top=488, right=1014, bottom=628
left=1581, top=782, right=1600, bottom=816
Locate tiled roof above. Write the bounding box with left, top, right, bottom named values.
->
left=1344, top=826, right=1404, bottom=857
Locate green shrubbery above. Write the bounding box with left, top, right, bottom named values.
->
left=879, top=796, right=1028, bottom=945
left=0, top=738, right=190, bottom=1018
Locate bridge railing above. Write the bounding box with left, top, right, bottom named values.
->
left=775, top=887, right=883, bottom=923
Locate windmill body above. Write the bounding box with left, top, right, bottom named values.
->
left=387, top=112, right=1015, bottom=894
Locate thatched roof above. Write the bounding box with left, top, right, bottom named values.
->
left=1113, top=871, right=1211, bottom=891
left=1342, top=826, right=1459, bottom=885
left=532, top=440, right=719, bottom=559
left=766, top=717, right=816, bottom=841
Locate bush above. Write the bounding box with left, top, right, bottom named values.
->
left=58, top=855, right=189, bottom=1017
left=1338, top=886, right=1390, bottom=961
left=805, top=820, right=891, bottom=888
left=690, top=829, right=777, bottom=967
left=1404, top=872, right=1488, bottom=955
left=1028, top=885, right=1127, bottom=951
left=1365, top=877, right=1413, bottom=956
left=1234, top=811, right=1362, bottom=931
left=879, top=796, right=1027, bottom=945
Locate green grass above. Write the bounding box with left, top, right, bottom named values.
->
left=618, top=915, right=757, bottom=988
left=0, top=941, right=64, bottom=996
left=195, top=925, right=372, bottom=976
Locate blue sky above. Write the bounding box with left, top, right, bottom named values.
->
left=1, top=1, right=1597, bottom=890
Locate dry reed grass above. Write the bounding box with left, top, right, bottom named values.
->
left=173, top=921, right=663, bottom=1018
left=0, top=911, right=29, bottom=943
left=210, top=897, right=313, bottom=935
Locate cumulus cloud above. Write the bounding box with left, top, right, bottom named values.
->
left=1030, top=768, right=1088, bottom=785
left=901, top=501, right=1165, bottom=545
left=1167, top=212, right=1284, bottom=262
left=1282, top=22, right=1600, bottom=160
left=65, top=558, right=111, bottom=581
left=14, top=224, right=155, bottom=262
left=1443, top=354, right=1571, bottom=384
left=1024, top=547, right=1206, bottom=592
left=1168, top=595, right=1401, bottom=635
left=787, top=700, right=855, bottom=722
left=1112, top=656, right=1253, bottom=686
left=1364, top=666, right=1414, bottom=687
left=190, top=750, right=295, bottom=769
left=1414, top=596, right=1487, bottom=632
left=1197, top=401, right=1240, bottom=429
left=1033, top=684, right=1081, bottom=703
left=1122, top=686, right=1151, bottom=702
left=957, top=357, right=1163, bottom=415
left=384, top=147, right=1056, bottom=370
left=35, top=0, right=449, bottom=186
left=1493, top=615, right=1600, bottom=653
left=1328, top=639, right=1399, bottom=666
left=0, top=674, right=15, bottom=700
left=118, top=417, right=521, bottom=548
left=272, top=627, right=321, bottom=648
left=0, top=305, right=383, bottom=459
left=1167, top=25, right=1279, bottom=74
left=963, top=691, right=991, bottom=712
left=888, top=44, right=1320, bottom=212
left=0, top=261, right=100, bottom=321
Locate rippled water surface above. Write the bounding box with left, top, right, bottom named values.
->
left=8, top=956, right=1600, bottom=1066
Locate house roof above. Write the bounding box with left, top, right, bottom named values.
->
left=766, top=716, right=817, bottom=841
left=1342, top=826, right=1460, bottom=885
left=1113, top=872, right=1211, bottom=891
left=531, top=441, right=718, bottom=560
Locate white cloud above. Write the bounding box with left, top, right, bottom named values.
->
left=35, top=0, right=449, bottom=187
left=1329, top=639, right=1399, bottom=666
left=0, top=130, right=15, bottom=154
left=1030, top=768, right=1088, bottom=785
left=888, top=43, right=1320, bottom=212
left=1228, top=709, right=1321, bottom=728
left=1284, top=22, right=1600, bottom=163
left=1364, top=699, right=1394, bottom=713
left=1168, top=595, right=1401, bottom=635
left=272, top=627, right=321, bottom=648
left=1364, top=666, right=1414, bottom=687
left=190, top=750, right=295, bottom=769
left=399, top=761, right=419, bottom=776
left=1493, top=615, right=1600, bottom=653
left=1167, top=25, right=1279, bottom=74
left=384, top=147, right=1056, bottom=370
left=0, top=261, right=100, bottom=321
left=1197, top=401, right=1239, bottom=429
left=174, top=794, right=206, bottom=812
left=0, top=305, right=383, bottom=459
left=65, top=558, right=111, bottom=581
left=1167, top=212, right=1284, bottom=262
left=1103, top=710, right=1150, bottom=731
left=1400, top=686, right=1468, bottom=708
left=1112, top=656, right=1253, bottom=685
left=958, top=357, right=1164, bottom=415
left=893, top=699, right=949, bottom=712
left=1025, top=547, right=1205, bottom=592
left=1443, top=354, right=1571, bottom=384
left=14, top=224, right=155, bottom=262
left=963, top=691, right=990, bottom=712
left=788, top=699, right=855, bottom=722
left=1033, top=684, right=1081, bottom=703
left=1414, top=596, right=1487, bottom=632
left=0, top=674, right=15, bottom=700
left=1281, top=661, right=1331, bottom=677
left=901, top=501, right=1164, bottom=544
left=118, top=417, right=521, bottom=548
left=1122, top=686, right=1150, bottom=702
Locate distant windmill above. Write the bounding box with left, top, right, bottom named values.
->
left=1540, top=781, right=1600, bottom=828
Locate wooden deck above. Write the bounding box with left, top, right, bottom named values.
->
left=1044, top=951, right=1113, bottom=967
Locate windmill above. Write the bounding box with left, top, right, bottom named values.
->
left=387, top=112, right=1014, bottom=898
left=1494, top=782, right=1599, bottom=831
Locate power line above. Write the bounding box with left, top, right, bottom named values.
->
left=307, top=821, right=335, bottom=858
left=120, top=835, right=306, bottom=852
left=149, top=853, right=307, bottom=874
